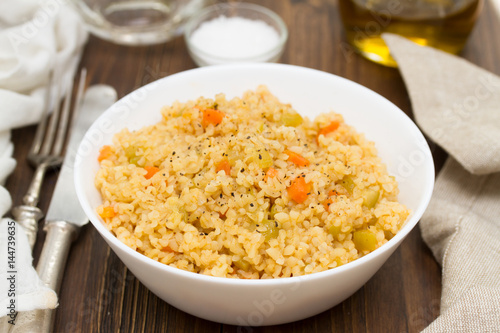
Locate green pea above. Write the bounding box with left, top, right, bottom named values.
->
left=281, top=111, right=303, bottom=127
left=353, top=230, right=377, bottom=252
left=234, top=259, right=251, bottom=271
left=362, top=189, right=380, bottom=208
left=260, top=219, right=280, bottom=242
left=252, top=149, right=273, bottom=169
left=328, top=225, right=341, bottom=238
left=340, top=176, right=355, bottom=194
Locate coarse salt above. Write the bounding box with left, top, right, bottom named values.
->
left=190, top=15, right=280, bottom=61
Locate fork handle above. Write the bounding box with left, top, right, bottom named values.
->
left=11, top=205, right=43, bottom=250
left=6, top=221, right=80, bottom=333
left=12, top=162, right=51, bottom=249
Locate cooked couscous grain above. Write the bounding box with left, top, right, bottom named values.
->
left=95, top=86, right=409, bottom=279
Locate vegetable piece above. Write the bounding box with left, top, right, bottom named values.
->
left=130, top=156, right=141, bottom=166
left=384, top=230, right=394, bottom=240
left=284, top=150, right=310, bottom=167
left=202, top=108, right=225, bottom=127
left=124, top=145, right=141, bottom=165
left=162, top=245, right=175, bottom=253
left=340, top=176, right=355, bottom=194
left=234, top=259, right=251, bottom=271
left=323, top=199, right=333, bottom=211
left=317, top=120, right=340, bottom=141
left=328, top=225, right=341, bottom=238
left=261, top=219, right=280, bottom=242
left=124, top=145, right=136, bottom=158
left=216, top=158, right=231, bottom=175
left=353, top=230, right=377, bottom=252
left=180, top=207, right=189, bottom=223
left=362, top=189, right=380, bottom=208
left=98, top=145, right=113, bottom=162
left=265, top=167, right=278, bottom=181
left=144, top=166, right=160, bottom=179
left=288, top=176, right=311, bottom=204
left=281, top=111, right=303, bottom=127
left=323, top=190, right=339, bottom=211
left=253, top=150, right=273, bottom=169
left=100, top=206, right=115, bottom=219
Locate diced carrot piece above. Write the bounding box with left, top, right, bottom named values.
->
left=317, top=120, right=340, bottom=142
left=98, top=145, right=113, bottom=162
left=100, top=206, right=115, bottom=218
left=162, top=246, right=175, bottom=253
left=144, top=166, right=160, bottom=179
left=287, top=176, right=311, bottom=204
left=284, top=150, right=310, bottom=167
left=323, top=199, right=333, bottom=211
left=216, top=158, right=231, bottom=175
left=264, top=167, right=278, bottom=181
left=202, top=109, right=225, bottom=128
left=328, top=190, right=339, bottom=196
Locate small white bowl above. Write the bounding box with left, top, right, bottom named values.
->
left=184, top=2, right=288, bottom=66
left=75, top=63, right=434, bottom=326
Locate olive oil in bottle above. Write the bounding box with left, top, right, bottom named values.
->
left=338, top=0, right=483, bottom=67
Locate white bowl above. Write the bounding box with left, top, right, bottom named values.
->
left=74, top=63, right=434, bottom=326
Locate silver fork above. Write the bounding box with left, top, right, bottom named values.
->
left=12, top=69, right=87, bottom=250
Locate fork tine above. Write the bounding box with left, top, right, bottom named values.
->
left=52, top=74, right=78, bottom=156
left=53, top=68, right=87, bottom=155
left=12, top=67, right=85, bottom=251
left=30, top=71, right=54, bottom=156
left=51, top=80, right=72, bottom=156
left=40, top=76, right=62, bottom=156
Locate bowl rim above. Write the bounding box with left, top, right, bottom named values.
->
left=184, top=2, right=288, bottom=63
left=75, top=63, right=435, bottom=286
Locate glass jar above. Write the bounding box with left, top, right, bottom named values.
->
left=71, top=0, right=211, bottom=45
left=338, top=0, right=483, bottom=67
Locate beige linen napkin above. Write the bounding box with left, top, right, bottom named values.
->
left=382, top=33, right=500, bottom=332
left=383, top=34, right=500, bottom=176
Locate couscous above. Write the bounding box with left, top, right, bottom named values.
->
left=95, top=86, right=409, bottom=279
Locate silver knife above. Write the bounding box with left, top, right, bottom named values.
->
left=7, top=85, right=117, bottom=332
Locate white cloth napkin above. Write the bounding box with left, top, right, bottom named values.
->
left=383, top=33, right=500, bottom=332
left=0, top=0, right=87, bottom=319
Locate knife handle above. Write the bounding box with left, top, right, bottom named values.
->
left=8, top=221, right=80, bottom=332
left=38, top=221, right=80, bottom=291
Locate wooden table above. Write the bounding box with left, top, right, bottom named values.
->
left=6, top=0, right=500, bottom=331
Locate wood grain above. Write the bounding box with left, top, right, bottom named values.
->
left=5, top=0, right=500, bottom=331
